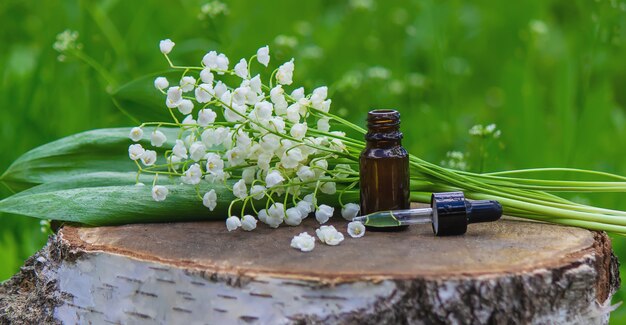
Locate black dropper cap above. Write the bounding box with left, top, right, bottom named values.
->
left=431, top=192, right=502, bottom=236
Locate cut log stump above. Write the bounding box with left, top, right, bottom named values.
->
left=0, top=217, right=620, bottom=324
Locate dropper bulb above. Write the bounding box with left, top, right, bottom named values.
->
left=467, top=200, right=502, bottom=224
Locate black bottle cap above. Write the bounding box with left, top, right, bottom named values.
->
left=430, top=192, right=503, bottom=236
left=431, top=192, right=468, bottom=236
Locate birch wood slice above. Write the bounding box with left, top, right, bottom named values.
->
left=0, top=217, right=620, bottom=325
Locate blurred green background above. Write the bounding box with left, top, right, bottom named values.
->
left=1, top=0, right=625, bottom=321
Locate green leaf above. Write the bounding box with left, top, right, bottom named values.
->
left=0, top=128, right=178, bottom=191
left=0, top=172, right=360, bottom=226
left=111, top=71, right=182, bottom=122
left=0, top=172, right=232, bottom=226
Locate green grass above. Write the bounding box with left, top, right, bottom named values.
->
left=1, top=0, right=625, bottom=321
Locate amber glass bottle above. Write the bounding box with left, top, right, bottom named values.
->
left=359, top=109, right=410, bottom=230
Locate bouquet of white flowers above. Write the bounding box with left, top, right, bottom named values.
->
left=1, top=39, right=625, bottom=248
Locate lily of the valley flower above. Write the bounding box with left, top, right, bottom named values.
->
left=257, top=45, right=270, bottom=67
left=276, top=59, right=295, bottom=85
left=203, top=189, right=217, bottom=211
left=226, top=216, right=241, bottom=231
left=141, top=150, right=157, bottom=166
left=180, top=76, right=196, bottom=92
left=129, top=127, right=143, bottom=142
left=234, top=59, right=248, bottom=79
left=178, top=99, right=194, bottom=115
left=128, top=144, right=145, bottom=160
left=347, top=221, right=366, bottom=238
left=285, top=207, right=303, bottom=226
left=341, top=203, right=360, bottom=220
left=154, top=77, right=169, bottom=90
left=241, top=215, right=258, bottom=231
left=150, top=130, right=167, bottom=147
left=151, top=185, right=169, bottom=202
left=315, top=204, right=334, bottom=224
left=265, top=170, right=284, bottom=188
left=291, top=232, right=315, bottom=252
left=316, top=225, right=344, bottom=245
left=159, top=39, right=175, bottom=54
left=266, top=203, right=285, bottom=228
left=233, top=179, right=248, bottom=199
left=181, top=163, right=202, bottom=185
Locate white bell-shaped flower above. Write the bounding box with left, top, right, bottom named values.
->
left=291, top=232, right=315, bottom=252
left=276, top=59, right=295, bottom=85
left=180, top=76, right=196, bottom=92
left=150, top=130, right=167, bottom=147
left=203, top=189, right=217, bottom=211
left=226, top=216, right=241, bottom=231
left=316, top=225, right=344, bottom=246
left=129, top=127, right=143, bottom=142
left=347, top=221, right=366, bottom=238
left=128, top=144, right=145, bottom=161
left=257, top=45, right=270, bottom=67
left=241, top=215, right=258, bottom=231
left=159, top=39, right=175, bottom=54
left=151, top=185, right=169, bottom=202
left=154, top=77, right=169, bottom=90
left=315, top=204, right=334, bottom=224
left=234, top=58, right=248, bottom=79
left=232, top=179, right=248, bottom=199
left=140, top=150, right=157, bottom=166
left=341, top=203, right=361, bottom=221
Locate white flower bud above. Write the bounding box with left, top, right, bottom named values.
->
left=296, top=200, right=313, bottom=217
left=195, top=83, right=214, bottom=103
left=203, top=189, right=217, bottom=211
left=178, top=99, right=194, bottom=115
left=234, top=58, right=248, bottom=79
left=159, top=39, right=175, bottom=54
left=197, top=108, right=217, bottom=127
left=166, top=86, right=183, bottom=108
left=276, top=58, right=294, bottom=85
left=241, top=215, right=258, bottom=231
left=320, top=181, right=336, bottom=195
left=154, top=77, right=169, bottom=90
left=250, top=185, right=266, bottom=200
left=172, top=139, right=188, bottom=159
left=317, top=118, right=330, bottom=132
left=189, top=142, right=207, bottom=162
left=226, top=216, right=242, bottom=231
left=200, top=68, right=214, bottom=84
left=266, top=203, right=285, bottom=228
left=341, top=203, right=361, bottom=221
left=233, top=179, right=248, bottom=199
left=291, top=87, right=305, bottom=100
left=285, top=207, right=303, bottom=226
left=180, top=76, right=196, bottom=92
left=249, top=74, right=262, bottom=94
left=315, top=204, right=334, bottom=224
left=265, top=170, right=284, bottom=188
left=257, top=45, right=270, bottom=67
left=290, top=122, right=308, bottom=139
left=150, top=130, right=167, bottom=147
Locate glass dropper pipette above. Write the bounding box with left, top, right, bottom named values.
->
left=352, top=192, right=503, bottom=236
